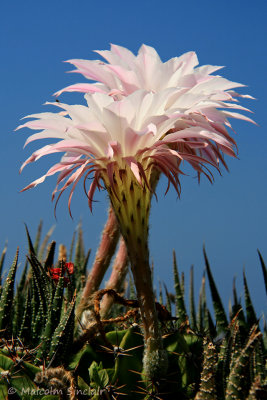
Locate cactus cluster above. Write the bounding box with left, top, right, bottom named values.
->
left=0, top=222, right=266, bottom=399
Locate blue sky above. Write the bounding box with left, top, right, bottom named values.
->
left=1, top=0, right=267, bottom=317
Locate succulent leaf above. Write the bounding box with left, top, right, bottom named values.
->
left=203, top=247, right=228, bottom=333
left=49, top=296, right=76, bottom=365
left=189, top=266, right=197, bottom=330
left=243, top=270, right=257, bottom=327
left=34, top=220, right=43, bottom=254
left=195, top=338, right=217, bottom=400
left=0, top=248, right=19, bottom=333
left=257, top=250, right=267, bottom=296
left=226, top=327, right=262, bottom=400
left=173, top=250, right=187, bottom=325
left=0, top=243, right=7, bottom=287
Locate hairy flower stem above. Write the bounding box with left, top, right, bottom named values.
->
left=77, top=206, right=120, bottom=318
left=100, top=237, right=128, bottom=315
left=105, top=165, right=167, bottom=379
left=76, top=238, right=128, bottom=344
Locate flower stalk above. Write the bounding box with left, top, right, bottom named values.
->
left=76, top=237, right=128, bottom=344
left=103, top=163, right=168, bottom=379
left=100, top=236, right=128, bottom=314
left=77, top=206, right=120, bottom=318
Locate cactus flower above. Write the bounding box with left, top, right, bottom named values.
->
left=17, top=44, right=253, bottom=379
left=55, top=44, right=253, bottom=105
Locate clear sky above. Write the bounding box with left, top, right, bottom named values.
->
left=1, top=0, right=267, bottom=318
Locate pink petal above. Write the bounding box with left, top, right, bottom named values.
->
left=54, top=83, right=107, bottom=97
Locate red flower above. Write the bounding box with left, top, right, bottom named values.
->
left=49, top=262, right=74, bottom=285
left=65, top=262, right=74, bottom=274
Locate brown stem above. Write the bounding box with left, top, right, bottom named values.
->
left=76, top=239, right=128, bottom=339
left=76, top=205, right=120, bottom=318
left=100, top=237, right=128, bottom=318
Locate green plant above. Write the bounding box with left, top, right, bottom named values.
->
left=0, top=224, right=266, bottom=399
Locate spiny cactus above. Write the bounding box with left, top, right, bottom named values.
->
left=226, top=327, right=262, bottom=400
left=195, top=338, right=217, bottom=400
left=0, top=248, right=19, bottom=335
left=0, top=223, right=266, bottom=399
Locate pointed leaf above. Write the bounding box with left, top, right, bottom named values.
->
left=44, top=241, right=56, bottom=271
left=189, top=266, right=196, bottom=329
left=172, top=250, right=187, bottom=324
left=204, top=247, right=228, bottom=333
left=38, top=225, right=55, bottom=261
left=243, top=270, right=257, bottom=327
left=25, top=224, right=36, bottom=255
left=257, top=250, right=267, bottom=297
left=34, top=220, right=43, bottom=254
left=226, top=327, right=262, bottom=400
left=0, top=243, right=7, bottom=286
left=0, top=248, right=19, bottom=332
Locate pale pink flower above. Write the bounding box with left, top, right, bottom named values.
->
left=52, top=44, right=255, bottom=206
left=55, top=44, right=253, bottom=106
left=17, top=84, right=252, bottom=214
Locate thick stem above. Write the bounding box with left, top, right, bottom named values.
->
left=127, top=234, right=168, bottom=379
left=105, top=165, right=168, bottom=379
left=77, top=206, right=120, bottom=318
